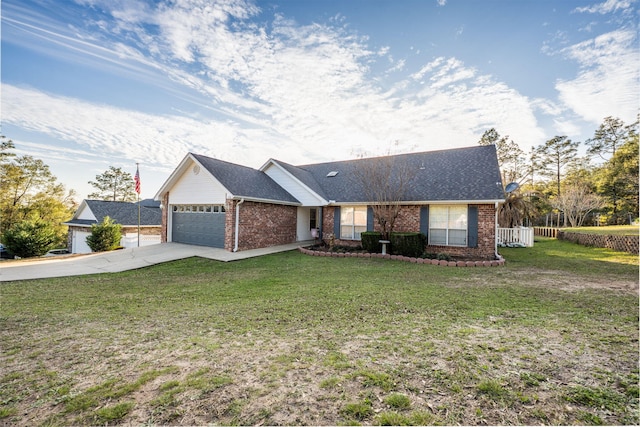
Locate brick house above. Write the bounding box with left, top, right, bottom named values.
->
left=154, top=145, right=505, bottom=259
left=64, top=200, right=162, bottom=253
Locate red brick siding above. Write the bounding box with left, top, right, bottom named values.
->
left=387, top=205, right=420, bottom=232
left=161, top=192, right=169, bottom=243
left=322, top=206, right=336, bottom=240
left=225, top=200, right=297, bottom=251
left=325, top=204, right=497, bottom=260
left=425, top=204, right=496, bottom=260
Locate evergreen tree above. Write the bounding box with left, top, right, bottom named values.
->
left=3, top=219, right=58, bottom=258
left=86, top=216, right=122, bottom=252
left=88, top=166, right=137, bottom=202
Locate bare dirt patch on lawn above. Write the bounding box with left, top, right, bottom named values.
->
left=1, top=253, right=638, bottom=426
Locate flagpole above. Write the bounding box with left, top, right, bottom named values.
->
left=136, top=163, right=141, bottom=247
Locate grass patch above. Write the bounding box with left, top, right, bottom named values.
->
left=564, top=385, right=627, bottom=411
left=384, top=393, right=411, bottom=409
left=93, top=401, right=134, bottom=424
left=477, top=379, right=510, bottom=401
left=561, top=225, right=638, bottom=236
left=501, top=236, right=638, bottom=269
left=319, top=376, right=341, bottom=389
left=1, top=239, right=637, bottom=425
left=341, top=400, right=373, bottom=421
left=352, top=370, right=394, bottom=392
left=375, top=411, right=438, bottom=426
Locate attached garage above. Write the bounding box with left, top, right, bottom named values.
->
left=171, top=204, right=226, bottom=248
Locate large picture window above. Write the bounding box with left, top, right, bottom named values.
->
left=429, top=205, right=467, bottom=246
left=340, top=206, right=367, bottom=240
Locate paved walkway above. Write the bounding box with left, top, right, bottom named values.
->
left=0, top=241, right=313, bottom=282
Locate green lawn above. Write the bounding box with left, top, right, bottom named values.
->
left=560, top=225, right=639, bottom=236
left=1, top=238, right=638, bottom=426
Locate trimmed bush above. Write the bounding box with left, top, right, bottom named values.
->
left=389, top=232, right=426, bottom=258
left=360, top=231, right=383, bottom=253
left=86, top=216, right=122, bottom=252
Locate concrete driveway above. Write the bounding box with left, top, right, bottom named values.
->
left=0, top=241, right=311, bottom=282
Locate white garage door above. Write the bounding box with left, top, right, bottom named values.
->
left=72, top=230, right=92, bottom=254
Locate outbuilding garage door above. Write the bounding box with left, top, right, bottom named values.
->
left=171, top=205, right=226, bottom=248
left=72, top=230, right=92, bottom=254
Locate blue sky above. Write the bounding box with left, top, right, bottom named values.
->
left=2, top=0, right=638, bottom=199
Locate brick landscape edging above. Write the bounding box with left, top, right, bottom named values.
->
left=297, top=247, right=505, bottom=267
left=557, top=231, right=639, bottom=255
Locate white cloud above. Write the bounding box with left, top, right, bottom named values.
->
left=3, top=0, right=547, bottom=184
left=574, top=0, right=635, bottom=14
left=555, top=29, right=639, bottom=124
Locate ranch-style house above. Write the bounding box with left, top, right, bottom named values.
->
left=154, top=145, right=505, bottom=260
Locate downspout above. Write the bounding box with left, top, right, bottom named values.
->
left=494, top=202, right=499, bottom=258
left=233, top=199, right=245, bottom=252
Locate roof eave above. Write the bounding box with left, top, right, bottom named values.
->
left=154, top=153, right=232, bottom=201
left=262, top=159, right=328, bottom=205
left=232, top=195, right=301, bottom=206
left=63, top=222, right=160, bottom=227
left=327, top=199, right=504, bottom=206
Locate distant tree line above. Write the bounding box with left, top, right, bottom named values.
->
left=479, top=116, right=639, bottom=227
left=0, top=138, right=138, bottom=257
left=0, top=137, right=78, bottom=257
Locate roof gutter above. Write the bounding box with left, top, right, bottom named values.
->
left=495, top=201, right=499, bottom=259
left=233, top=198, right=245, bottom=252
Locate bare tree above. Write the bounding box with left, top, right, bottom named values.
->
left=551, top=184, right=604, bottom=228
left=350, top=153, right=416, bottom=240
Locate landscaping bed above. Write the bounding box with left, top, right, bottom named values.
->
left=300, top=244, right=505, bottom=267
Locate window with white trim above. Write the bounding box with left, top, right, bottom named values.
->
left=340, top=206, right=367, bottom=240
left=429, top=205, right=467, bottom=246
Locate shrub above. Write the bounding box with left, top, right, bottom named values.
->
left=3, top=219, right=57, bottom=258
left=86, top=216, right=122, bottom=252
left=437, top=253, right=451, bottom=261
left=361, top=231, right=383, bottom=253
left=389, top=233, right=426, bottom=258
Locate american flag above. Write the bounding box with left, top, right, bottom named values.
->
left=134, top=165, right=141, bottom=194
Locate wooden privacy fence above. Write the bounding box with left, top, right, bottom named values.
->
left=497, top=227, right=534, bottom=247
left=534, top=227, right=558, bottom=238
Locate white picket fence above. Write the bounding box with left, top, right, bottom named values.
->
left=497, top=227, right=534, bottom=247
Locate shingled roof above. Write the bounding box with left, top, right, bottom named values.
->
left=65, top=200, right=162, bottom=227
left=275, top=145, right=504, bottom=203
left=158, top=145, right=504, bottom=206
left=191, top=153, right=299, bottom=204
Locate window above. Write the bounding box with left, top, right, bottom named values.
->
left=340, top=206, right=367, bottom=240
left=310, top=208, right=317, bottom=230
left=172, top=205, right=226, bottom=214
left=429, top=205, right=467, bottom=246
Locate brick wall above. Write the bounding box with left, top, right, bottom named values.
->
left=425, top=204, right=496, bottom=260
left=558, top=231, right=639, bottom=254
left=391, top=205, right=420, bottom=232
left=161, top=192, right=169, bottom=243
left=323, top=204, right=497, bottom=260
left=225, top=200, right=297, bottom=251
